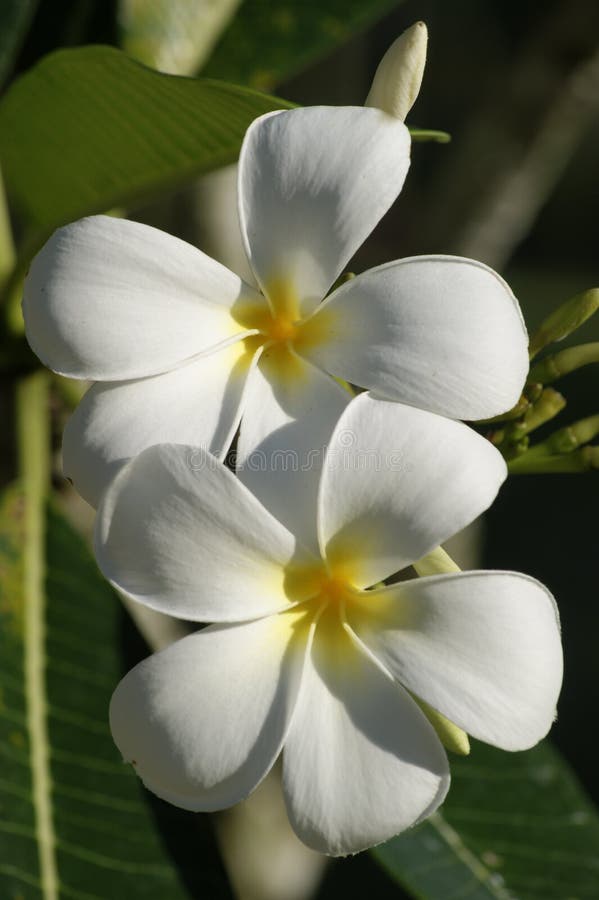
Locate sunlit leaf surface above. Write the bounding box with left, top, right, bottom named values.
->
left=0, top=45, right=292, bottom=263
left=204, top=0, right=402, bottom=90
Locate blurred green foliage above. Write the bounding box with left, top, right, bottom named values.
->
left=118, top=0, right=243, bottom=75
left=0, top=45, right=292, bottom=275
left=0, top=0, right=39, bottom=87
left=204, top=0, right=401, bottom=90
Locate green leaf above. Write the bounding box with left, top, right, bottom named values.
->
left=0, top=0, right=39, bottom=88
left=118, top=0, right=243, bottom=76
left=0, top=44, right=292, bottom=266
left=372, top=739, right=599, bottom=899
left=203, top=0, right=402, bottom=91
left=0, top=482, right=233, bottom=897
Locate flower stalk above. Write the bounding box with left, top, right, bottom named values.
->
left=490, top=387, right=566, bottom=459
left=509, top=445, right=599, bottom=474
left=0, top=163, right=15, bottom=296
left=528, top=288, right=599, bottom=359
left=529, top=342, right=599, bottom=383
left=508, top=414, right=599, bottom=473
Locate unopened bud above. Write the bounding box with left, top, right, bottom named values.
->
left=414, top=696, right=470, bottom=756
left=365, top=21, right=428, bottom=121
left=520, top=388, right=566, bottom=435
left=413, top=545, right=460, bottom=576
left=547, top=414, right=599, bottom=454
left=529, top=342, right=599, bottom=384
left=528, top=288, right=599, bottom=359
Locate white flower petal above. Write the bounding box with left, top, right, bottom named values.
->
left=63, top=341, right=258, bottom=508
left=236, top=348, right=351, bottom=551
left=304, top=255, right=529, bottom=420
left=238, top=107, right=410, bottom=316
left=95, top=443, right=313, bottom=622
left=318, top=394, right=506, bottom=588
left=110, top=610, right=310, bottom=811
left=282, top=611, right=449, bottom=855
left=23, top=215, right=260, bottom=380
left=349, top=572, right=563, bottom=751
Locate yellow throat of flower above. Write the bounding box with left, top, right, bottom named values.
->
left=232, top=277, right=331, bottom=369
left=281, top=556, right=470, bottom=757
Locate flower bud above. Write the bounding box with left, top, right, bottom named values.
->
left=528, top=287, right=599, bottom=359
left=415, top=698, right=470, bottom=756
left=365, top=21, right=428, bottom=121
left=529, top=342, right=599, bottom=384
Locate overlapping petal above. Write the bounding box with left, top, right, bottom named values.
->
left=349, top=572, right=563, bottom=750
left=282, top=609, right=449, bottom=855
left=318, top=394, right=507, bottom=588
left=95, top=443, right=315, bottom=622
left=237, top=348, right=350, bottom=551
left=23, top=215, right=259, bottom=380
left=238, top=107, right=411, bottom=316
left=110, top=609, right=310, bottom=811
left=63, top=341, right=259, bottom=508
left=303, top=256, right=529, bottom=420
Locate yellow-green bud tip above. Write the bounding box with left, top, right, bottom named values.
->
left=414, top=697, right=470, bottom=756
left=365, top=21, right=428, bottom=121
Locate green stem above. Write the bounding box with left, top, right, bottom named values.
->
left=16, top=371, right=57, bottom=900
left=529, top=342, right=599, bottom=383
left=0, top=163, right=16, bottom=293
left=547, top=414, right=599, bottom=453
left=476, top=393, right=531, bottom=425
left=508, top=414, right=599, bottom=472
left=519, top=387, right=566, bottom=436
left=508, top=446, right=599, bottom=474
left=409, top=128, right=451, bottom=143
left=528, top=288, right=599, bottom=359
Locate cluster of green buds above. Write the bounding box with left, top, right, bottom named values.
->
left=481, top=288, right=599, bottom=473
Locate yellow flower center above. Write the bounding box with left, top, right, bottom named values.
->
left=231, top=277, right=332, bottom=372
left=280, top=559, right=470, bottom=754
left=284, top=558, right=361, bottom=616
left=264, top=314, right=298, bottom=344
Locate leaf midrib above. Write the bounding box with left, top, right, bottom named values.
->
left=17, top=372, right=58, bottom=899
left=429, top=812, right=512, bottom=900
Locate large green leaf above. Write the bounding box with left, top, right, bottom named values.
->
left=204, top=0, right=403, bottom=90
left=0, top=480, right=233, bottom=898
left=0, top=44, right=292, bottom=264
left=118, top=0, right=243, bottom=76
left=373, top=739, right=599, bottom=899
left=0, top=0, right=39, bottom=88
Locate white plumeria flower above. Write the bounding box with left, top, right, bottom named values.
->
left=95, top=395, right=562, bottom=856
left=23, top=105, right=528, bottom=522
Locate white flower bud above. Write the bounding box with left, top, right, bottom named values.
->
left=365, top=21, right=428, bottom=121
